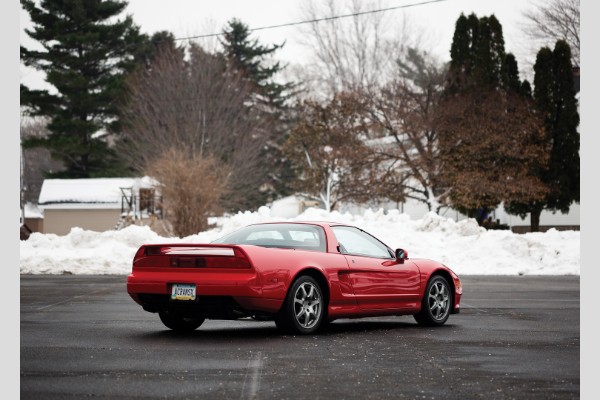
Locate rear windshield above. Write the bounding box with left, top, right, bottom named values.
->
left=211, top=223, right=327, bottom=252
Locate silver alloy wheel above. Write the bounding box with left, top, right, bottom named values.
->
left=293, top=281, right=322, bottom=329
left=427, top=280, right=450, bottom=321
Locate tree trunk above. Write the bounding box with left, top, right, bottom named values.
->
left=530, top=208, right=542, bottom=232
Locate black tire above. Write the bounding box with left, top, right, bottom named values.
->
left=414, top=275, right=452, bottom=326
left=273, top=312, right=291, bottom=332
left=158, top=310, right=205, bottom=332
left=275, top=275, right=325, bottom=335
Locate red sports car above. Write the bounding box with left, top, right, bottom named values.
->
left=127, top=221, right=462, bottom=334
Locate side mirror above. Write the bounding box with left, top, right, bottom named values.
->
left=395, top=248, right=408, bottom=263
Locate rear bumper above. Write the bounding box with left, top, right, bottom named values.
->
left=129, top=293, right=283, bottom=318
left=127, top=269, right=283, bottom=316
left=127, top=268, right=262, bottom=296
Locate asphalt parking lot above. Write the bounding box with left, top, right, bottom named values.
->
left=20, top=274, right=580, bottom=399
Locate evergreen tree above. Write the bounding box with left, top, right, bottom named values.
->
left=504, top=53, right=521, bottom=92
left=21, top=0, right=148, bottom=178
left=505, top=40, right=580, bottom=231
left=134, top=31, right=181, bottom=68
left=449, top=14, right=471, bottom=73
left=440, top=13, right=549, bottom=225
left=220, top=18, right=295, bottom=109
left=448, top=14, right=506, bottom=93
left=548, top=40, right=580, bottom=210
left=220, top=18, right=298, bottom=205
left=473, top=15, right=506, bottom=87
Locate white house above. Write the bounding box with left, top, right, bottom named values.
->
left=337, top=198, right=580, bottom=233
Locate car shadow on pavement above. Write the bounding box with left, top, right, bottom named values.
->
left=131, top=318, right=453, bottom=342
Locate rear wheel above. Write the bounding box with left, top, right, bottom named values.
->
left=276, top=275, right=325, bottom=335
left=414, top=275, right=452, bottom=326
left=158, top=310, right=205, bottom=332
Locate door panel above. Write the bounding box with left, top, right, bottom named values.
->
left=331, top=225, right=421, bottom=310
left=344, top=255, right=421, bottom=310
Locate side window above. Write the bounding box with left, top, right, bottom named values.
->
left=332, top=226, right=392, bottom=259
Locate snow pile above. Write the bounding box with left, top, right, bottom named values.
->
left=20, top=207, right=580, bottom=276
left=37, top=176, right=158, bottom=207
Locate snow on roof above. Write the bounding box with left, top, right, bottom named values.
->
left=38, top=177, right=159, bottom=208
left=23, top=202, right=43, bottom=219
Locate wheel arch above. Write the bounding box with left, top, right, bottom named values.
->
left=428, top=269, right=455, bottom=306
left=289, top=267, right=330, bottom=315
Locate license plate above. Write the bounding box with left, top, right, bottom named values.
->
left=171, top=284, right=196, bottom=301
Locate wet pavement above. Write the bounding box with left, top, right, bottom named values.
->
left=20, top=274, right=580, bottom=399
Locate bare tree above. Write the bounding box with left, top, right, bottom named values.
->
left=283, top=93, right=378, bottom=212
left=365, top=48, right=449, bottom=212
left=296, top=0, right=419, bottom=97
left=522, top=0, right=580, bottom=66
left=118, top=43, right=270, bottom=211
left=146, top=149, right=229, bottom=237
left=20, top=117, right=64, bottom=205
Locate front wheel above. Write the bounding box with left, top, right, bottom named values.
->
left=276, top=275, right=325, bottom=335
left=414, top=275, right=452, bottom=326
left=158, top=310, right=205, bottom=332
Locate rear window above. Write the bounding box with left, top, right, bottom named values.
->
left=211, top=223, right=327, bottom=252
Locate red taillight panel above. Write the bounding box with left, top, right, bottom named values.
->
left=133, top=245, right=253, bottom=269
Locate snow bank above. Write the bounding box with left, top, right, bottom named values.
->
left=19, top=207, right=580, bottom=276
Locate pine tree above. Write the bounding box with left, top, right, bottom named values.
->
left=220, top=18, right=298, bottom=206
left=505, top=40, right=580, bottom=231
left=134, top=31, right=181, bottom=69
left=220, top=18, right=295, bottom=110
left=21, top=0, right=148, bottom=178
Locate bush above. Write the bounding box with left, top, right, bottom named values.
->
left=146, top=149, right=229, bottom=237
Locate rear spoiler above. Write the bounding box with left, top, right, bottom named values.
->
left=133, top=244, right=253, bottom=269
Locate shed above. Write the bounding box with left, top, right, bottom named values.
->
left=38, top=177, right=160, bottom=235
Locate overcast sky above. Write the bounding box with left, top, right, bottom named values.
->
left=20, top=0, right=541, bottom=92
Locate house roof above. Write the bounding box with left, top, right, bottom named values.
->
left=38, top=177, right=158, bottom=209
